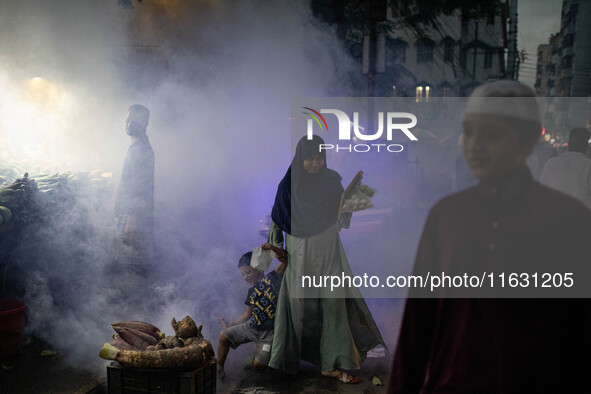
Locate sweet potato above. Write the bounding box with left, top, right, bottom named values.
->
left=171, top=316, right=203, bottom=339
left=156, top=336, right=183, bottom=350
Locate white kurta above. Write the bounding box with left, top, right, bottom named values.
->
left=539, top=151, right=591, bottom=209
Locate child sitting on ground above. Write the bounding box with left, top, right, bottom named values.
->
left=217, top=243, right=287, bottom=378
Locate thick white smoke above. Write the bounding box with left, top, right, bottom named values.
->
left=0, top=0, right=376, bottom=375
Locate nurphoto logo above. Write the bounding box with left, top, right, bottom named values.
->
left=303, top=107, right=418, bottom=153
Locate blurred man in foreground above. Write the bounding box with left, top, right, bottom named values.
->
left=388, top=81, right=591, bottom=393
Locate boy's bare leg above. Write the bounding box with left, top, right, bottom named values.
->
left=253, top=359, right=267, bottom=370
left=217, top=332, right=231, bottom=378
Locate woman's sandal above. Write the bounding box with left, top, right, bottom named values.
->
left=322, top=370, right=360, bottom=384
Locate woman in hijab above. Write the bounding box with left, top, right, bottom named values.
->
left=267, top=135, right=385, bottom=383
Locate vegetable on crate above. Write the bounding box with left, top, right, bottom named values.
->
left=112, top=327, right=158, bottom=351
left=99, top=316, right=215, bottom=369
left=109, top=337, right=138, bottom=351
left=0, top=173, right=40, bottom=226
left=154, top=336, right=184, bottom=350
left=111, top=320, right=165, bottom=340
left=171, top=315, right=204, bottom=340
left=99, top=337, right=214, bottom=369
left=31, top=172, right=73, bottom=195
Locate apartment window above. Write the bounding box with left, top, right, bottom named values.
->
left=486, top=10, right=495, bottom=25
left=484, top=48, right=493, bottom=69
left=460, top=48, right=467, bottom=69
left=570, top=4, right=579, bottom=25
left=390, top=39, right=408, bottom=64
left=416, top=39, right=434, bottom=62
left=562, top=34, right=574, bottom=48
left=443, top=39, right=455, bottom=63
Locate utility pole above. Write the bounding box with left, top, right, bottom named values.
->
left=515, top=49, right=526, bottom=81
left=363, top=0, right=387, bottom=97
left=472, top=21, right=479, bottom=87
left=367, top=19, right=378, bottom=98
left=363, top=0, right=387, bottom=132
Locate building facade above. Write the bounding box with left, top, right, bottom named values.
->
left=312, top=0, right=511, bottom=98
left=559, top=0, right=591, bottom=98
left=534, top=0, right=591, bottom=135
left=376, top=1, right=510, bottom=98
left=534, top=41, right=555, bottom=97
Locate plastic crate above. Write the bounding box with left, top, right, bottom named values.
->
left=107, top=359, right=216, bottom=394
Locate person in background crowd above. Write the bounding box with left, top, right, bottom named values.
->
left=387, top=80, right=591, bottom=393
left=540, top=127, right=591, bottom=209
left=525, top=136, right=557, bottom=179
left=114, top=104, right=155, bottom=277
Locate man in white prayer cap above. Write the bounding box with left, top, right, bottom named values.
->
left=388, top=81, right=591, bottom=393
left=114, top=104, right=155, bottom=278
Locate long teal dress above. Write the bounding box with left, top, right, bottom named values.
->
left=267, top=220, right=386, bottom=374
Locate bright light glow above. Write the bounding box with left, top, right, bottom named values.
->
left=0, top=75, right=75, bottom=172
left=415, top=86, right=423, bottom=103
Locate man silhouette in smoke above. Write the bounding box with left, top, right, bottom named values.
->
left=114, top=104, right=155, bottom=278
left=387, top=81, right=591, bottom=393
